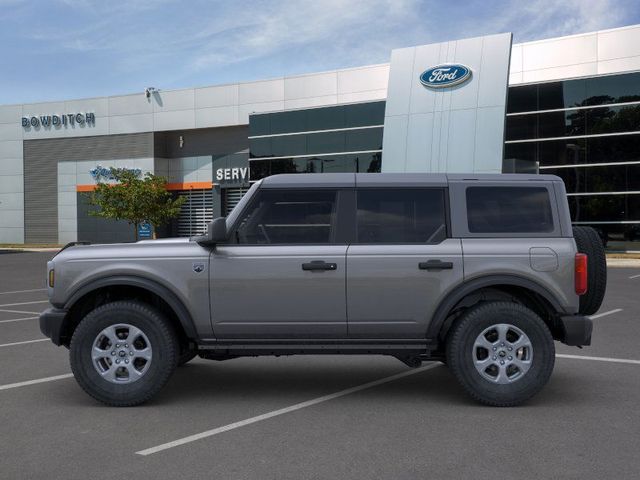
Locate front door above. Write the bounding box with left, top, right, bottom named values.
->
left=346, top=187, right=464, bottom=338
left=210, top=188, right=347, bottom=338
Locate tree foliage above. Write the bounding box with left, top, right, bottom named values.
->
left=87, top=168, right=184, bottom=240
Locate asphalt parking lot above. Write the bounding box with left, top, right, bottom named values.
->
left=1, top=251, right=639, bottom=479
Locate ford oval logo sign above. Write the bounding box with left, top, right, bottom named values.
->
left=419, top=64, right=472, bottom=89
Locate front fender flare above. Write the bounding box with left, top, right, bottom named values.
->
left=63, top=275, right=198, bottom=339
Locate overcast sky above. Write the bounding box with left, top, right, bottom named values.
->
left=1, top=0, right=639, bottom=104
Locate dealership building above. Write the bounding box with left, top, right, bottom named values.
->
left=1, top=24, right=639, bottom=246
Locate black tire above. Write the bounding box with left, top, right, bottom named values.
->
left=70, top=300, right=178, bottom=407
left=446, top=302, right=555, bottom=407
left=573, top=226, right=607, bottom=315
left=177, top=349, right=198, bottom=366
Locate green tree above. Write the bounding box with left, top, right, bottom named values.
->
left=87, top=167, right=185, bottom=241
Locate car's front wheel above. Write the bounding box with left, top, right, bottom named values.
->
left=446, top=301, right=555, bottom=407
left=70, top=300, right=178, bottom=407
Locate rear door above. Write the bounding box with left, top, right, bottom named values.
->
left=346, top=187, right=463, bottom=338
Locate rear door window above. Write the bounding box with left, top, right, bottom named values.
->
left=356, top=188, right=447, bottom=243
left=466, top=186, right=554, bottom=233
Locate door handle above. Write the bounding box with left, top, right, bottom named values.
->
left=419, top=260, right=453, bottom=270
left=302, top=261, right=338, bottom=271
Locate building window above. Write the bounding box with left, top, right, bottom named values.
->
left=248, top=101, right=384, bottom=181
left=505, top=71, right=640, bottom=246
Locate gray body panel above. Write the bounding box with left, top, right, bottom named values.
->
left=210, top=245, right=348, bottom=338
left=461, top=238, right=578, bottom=314
left=48, top=238, right=213, bottom=337
left=346, top=240, right=463, bottom=338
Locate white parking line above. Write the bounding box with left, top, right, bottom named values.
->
left=557, top=353, right=640, bottom=365
left=590, top=308, right=623, bottom=319
left=0, top=316, right=39, bottom=324
left=0, top=338, right=48, bottom=348
left=629, top=274, right=640, bottom=279
left=0, top=374, right=73, bottom=392
left=0, top=300, right=49, bottom=308
left=0, top=288, right=46, bottom=295
left=0, top=308, right=41, bottom=315
left=136, top=363, right=442, bottom=456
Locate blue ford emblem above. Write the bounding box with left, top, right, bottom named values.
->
left=419, top=64, right=472, bottom=89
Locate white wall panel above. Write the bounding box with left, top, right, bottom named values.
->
left=285, top=72, right=337, bottom=100
left=510, top=44, right=523, bottom=73
left=384, top=48, right=415, bottom=117
left=380, top=115, right=408, bottom=172
left=405, top=113, right=434, bottom=172
left=0, top=140, right=22, bottom=159
left=521, top=34, right=597, bottom=71
left=521, top=62, right=598, bottom=83
left=238, top=79, right=284, bottom=105
left=109, top=114, right=153, bottom=134
left=284, top=95, right=338, bottom=110
left=154, top=89, right=195, bottom=112
left=0, top=123, right=20, bottom=140
left=64, top=98, right=109, bottom=117
left=337, top=89, right=387, bottom=104
left=474, top=106, right=505, bottom=172
left=0, top=227, right=23, bottom=243
left=153, top=110, right=195, bottom=131
left=238, top=101, right=284, bottom=123
left=108, top=94, right=153, bottom=116
left=598, top=26, right=640, bottom=60
left=337, top=65, right=389, bottom=94
left=0, top=207, right=24, bottom=227
left=0, top=192, right=23, bottom=210
left=195, top=84, right=239, bottom=108
left=598, top=56, right=640, bottom=75
left=195, top=106, right=239, bottom=128
left=0, top=105, right=22, bottom=125
left=22, top=101, right=66, bottom=116
left=0, top=158, right=23, bottom=176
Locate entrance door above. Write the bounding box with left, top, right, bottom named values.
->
left=210, top=188, right=348, bottom=338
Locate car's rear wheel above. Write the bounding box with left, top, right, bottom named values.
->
left=446, top=301, right=555, bottom=407
left=70, top=300, right=178, bottom=407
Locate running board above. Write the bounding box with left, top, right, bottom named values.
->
left=196, top=338, right=438, bottom=357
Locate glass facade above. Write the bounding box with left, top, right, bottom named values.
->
left=249, top=101, right=384, bottom=180
left=505, top=72, right=640, bottom=247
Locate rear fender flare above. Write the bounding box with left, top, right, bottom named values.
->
left=426, top=274, right=565, bottom=340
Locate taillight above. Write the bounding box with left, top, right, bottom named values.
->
left=575, top=253, right=587, bottom=295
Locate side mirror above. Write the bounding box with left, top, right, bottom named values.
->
left=195, top=217, right=227, bottom=246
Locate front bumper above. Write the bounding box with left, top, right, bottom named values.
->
left=39, top=307, right=68, bottom=346
left=559, top=314, right=593, bottom=346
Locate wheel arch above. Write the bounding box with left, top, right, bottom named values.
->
left=427, top=274, right=565, bottom=343
left=59, top=275, right=197, bottom=347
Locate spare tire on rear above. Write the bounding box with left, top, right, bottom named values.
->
left=572, top=226, right=607, bottom=315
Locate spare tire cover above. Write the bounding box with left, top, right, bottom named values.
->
left=572, top=226, right=607, bottom=315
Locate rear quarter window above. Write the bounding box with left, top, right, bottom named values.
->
left=466, top=186, right=554, bottom=233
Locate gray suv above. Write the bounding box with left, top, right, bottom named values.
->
left=40, top=173, right=606, bottom=407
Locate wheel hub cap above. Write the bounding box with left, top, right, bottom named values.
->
left=91, top=324, right=153, bottom=384
left=472, top=323, right=533, bottom=384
